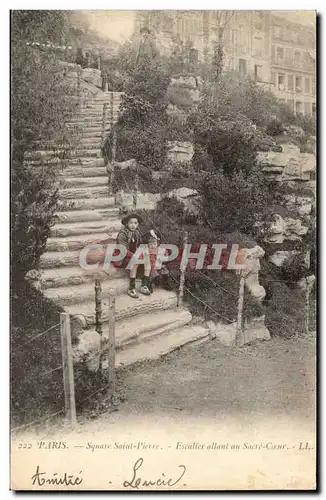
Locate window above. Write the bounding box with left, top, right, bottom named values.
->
left=277, top=47, right=284, bottom=61
left=305, top=78, right=310, bottom=94
left=294, top=50, right=301, bottom=65
left=253, top=11, right=264, bottom=30
left=304, top=102, right=311, bottom=115
left=288, top=75, right=294, bottom=91
left=295, top=101, right=303, bottom=114
left=254, top=64, right=263, bottom=81
left=253, top=36, right=263, bottom=57
left=312, top=102, right=316, bottom=114
left=295, top=76, right=303, bottom=93
left=312, top=78, right=316, bottom=96
left=239, top=58, right=247, bottom=75
left=278, top=73, right=285, bottom=90
left=274, top=26, right=283, bottom=39
left=271, top=45, right=276, bottom=60
left=285, top=47, right=293, bottom=65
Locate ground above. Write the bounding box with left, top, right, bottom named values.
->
left=109, top=334, right=316, bottom=423
left=13, top=334, right=316, bottom=436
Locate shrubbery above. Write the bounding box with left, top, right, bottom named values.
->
left=11, top=12, right=77, bottom=284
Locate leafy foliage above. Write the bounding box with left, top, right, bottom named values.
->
left=197, top=169, right=274, bottom=238
left=11, top=13, right=76, bottom=283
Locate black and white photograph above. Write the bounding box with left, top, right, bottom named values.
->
left=10, top=9, right=317, bottom=490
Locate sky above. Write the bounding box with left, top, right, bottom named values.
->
left=71, top=10, right=315, bottom=43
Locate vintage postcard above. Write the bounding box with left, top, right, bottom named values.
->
left=10, top=9, right=317, bottom=491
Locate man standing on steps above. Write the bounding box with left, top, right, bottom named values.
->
left=135, top=26, right=157, bottom=66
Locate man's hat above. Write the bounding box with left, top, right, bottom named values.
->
left=140, top=26, right=151, bottom=34
left=121, top=213, right=143, bottom=227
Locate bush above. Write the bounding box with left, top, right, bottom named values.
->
left=11, top=14, right=77, bottom=284
left=11, top=281, right=65, bottom=426
left=190, top=104, right=258, bottom=177
left=266, top=118, right=284, bottom=136
left=113, top=58, right=171, bottom=170
left=196, top=169, right=274, bottom=238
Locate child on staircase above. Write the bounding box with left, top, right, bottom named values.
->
left=115, top=213, right=152, bottom=299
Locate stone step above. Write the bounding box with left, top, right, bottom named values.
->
left=46, top=232, right=111, bottom=252
left=44, top=277, right=129, bottom=306
left=59, top=176, right=109, bottom=188
left=55, top=207, right=118, bottom=223
left=25, top=148, right=102, bottom=160
left=115, top=308, right=192, bottom=349
left=60, top=165, right=107, bottom=178
left=40, top=250, right=81, bottom=269
left=67, top=137, right=103, bottom=146
left=113, top=324, right=209, bottom=368
left=83, top=309, right=192, bottom=354
left=57, top=196, right=115, bottom=211
left=59, top=186, right=109, bottom=200
left=31, top=157, right=106, bottom=168
left=50, top=219, right=120, bottom=237
left=65, top=289, right=178, bottom=327
left=40, top=265, right=126, bottom=289
left=67, top=117, right=118, bottom=125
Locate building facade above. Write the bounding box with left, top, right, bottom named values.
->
left=134, top=11, right=316, bottom=116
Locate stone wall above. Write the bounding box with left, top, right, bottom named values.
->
left=259, top=143, right=316, bottom=272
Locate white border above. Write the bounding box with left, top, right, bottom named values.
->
left=1, top=3, right=323, bottom=498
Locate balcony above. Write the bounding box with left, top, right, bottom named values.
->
left=272, top=56, right=315, bottom=73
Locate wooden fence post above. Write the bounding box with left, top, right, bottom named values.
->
left=95, top=279, right=103, bottom=336
left=178, top=231, right=188, bottom=308
left=107, top=296, right=116, bottom=393
left=305, top=277, right=311, bottom=335
left=101, top=103, right=107, bottom=145
left=133, top=172, right=139, bottom=209
left=235, top=275, right=245, bottom=346
left=60, top=313, right=77, bottom=425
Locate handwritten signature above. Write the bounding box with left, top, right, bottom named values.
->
left=123, top=457, right=187, bottom=488
left=30, top=458, right=187, bottom=489
left=31, top=465, right=83, bottom=487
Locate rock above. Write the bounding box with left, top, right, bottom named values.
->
left=284, top=195, right=312, bottom=217
left=258, top=150, right=316, bottom=182
left=298, top=275, right=316, bottom=291
left=268, top=214, right=286, bottom=243
left=167, top=141, right=194, bottom=163
left=170, top=75, right=198, bottom=89
left=284, top=217, right=308, bottom=239
left=268, top=250, right=292, bottom=267
left=281, top=143, right=301, bottom=155
left=73, top=329, right=101, bottom=363
left=111, top=159, right=137, bottom=171
left=116, top=190, right=160, bottom=211
left=243, top=315, right=271, bottom=343
left=266, top=214, right=308, bottom=243
left=283, top=125, right=305, bottom=138
left=268, top=250, right=310, bottom=269
left=81, top=68, right=102, bottom=88
left=166, top=187, right=200, bottom=214
left=242, top=246, right=266, bottom=302
left=209, top=317, right=270, bottom=346
left=214, top=322, right=237, bottom=346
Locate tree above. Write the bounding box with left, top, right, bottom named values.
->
left=11, top=11, right=76, bottom=284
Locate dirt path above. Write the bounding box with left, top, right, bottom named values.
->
left=110, top=335, right=316, bottom=422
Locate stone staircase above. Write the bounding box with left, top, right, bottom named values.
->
left=27, top=92, right=210, bottom=369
